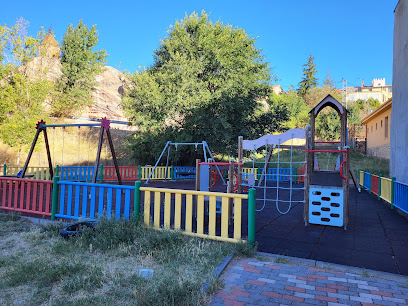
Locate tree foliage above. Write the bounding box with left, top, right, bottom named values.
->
left=123, top=11, right=273, bottom=161
left=268, top=92, right=310, bottom=129
left=0, top=18, right=51, bottom=163
left=52, top=20, right=107, bottom=116
left=0, top=18, right=46, bottom=67
left=297, top=54, right=318, bottom=96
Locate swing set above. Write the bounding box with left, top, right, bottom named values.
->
left=145, top=141, right=224, bottom=184
left=20, top=118, right=123, bottom=184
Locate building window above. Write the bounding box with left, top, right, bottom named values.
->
left=376, top=123, right=377, bottom=130
left=381, top=120, right=383, bottom=127
left=385, top=116, right=389, bottom=138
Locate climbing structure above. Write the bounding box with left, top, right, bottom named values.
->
left=304, top=95, right=350, bottom=229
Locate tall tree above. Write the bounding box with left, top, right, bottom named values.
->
left=297, top=54, right=318, bottom=96
left=123, top=11, right=272, bottom=159
left=0, top=19, right=50, bottom=164
left=53, top=20, right=107, bottom=116
left=0, top=18, right=46, bottom=67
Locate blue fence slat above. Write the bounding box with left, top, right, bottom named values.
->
left=82, top=186, right=88, bottom=218
left=90, top=187, right=96, bottom=219
left=115, top=189, right=121, bottom=219
left=59, top=184, right=65, bottom=216
left=67, top=185, right=73, bottom=216
left=74, top=185, right=80, bottom=218
left=363, top=172, right=371, bottom=190
left=124, top=189, right=130, bottom=220
left=394, top=181, right=408, bottom=214
left=107, top=188, right=113, bottom=219
left=98, top=188, right=104, bottom=217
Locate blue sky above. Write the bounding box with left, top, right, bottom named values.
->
left=0, top=0, right=399, bottom=90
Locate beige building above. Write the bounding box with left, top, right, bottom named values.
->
left=347, top=78, right=392, bottom=104
left=361, top=98, right=392, bottom=159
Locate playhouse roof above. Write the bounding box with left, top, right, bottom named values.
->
left=309, top=94, right=349, bottom=117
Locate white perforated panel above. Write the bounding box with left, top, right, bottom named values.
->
left=309, top=186, right=344, bottom=227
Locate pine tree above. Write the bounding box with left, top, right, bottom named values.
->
left=297, top=54, right=318, bottom=96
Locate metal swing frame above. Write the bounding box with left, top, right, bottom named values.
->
left=145, top=141, right=225, bottom=185
left=20, top=118, right=123, bottom=184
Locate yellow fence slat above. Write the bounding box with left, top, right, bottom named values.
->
left=154, top=191, right=161, bottom=228
left=174, top=193, right=181, bottom=230
left=185, top=194, right=193, bottom=233
left=164, top=192, right=171, bottom=228
left=359, top=170, right=364, bottom=186
left=197, top=195, right=204, bottom=235
left=234, top=198, right=242, bottom=240
left=144, top=191, right=151, bottom=226
left=221, top=197, right=229, bottom=239
left=209, top=196, right=216, bottom=236
left=380, top=177, right=392, bottom=203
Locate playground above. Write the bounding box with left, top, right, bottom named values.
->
left=1, top=96, right=408, bottom=278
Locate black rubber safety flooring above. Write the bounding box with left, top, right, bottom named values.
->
left=143, top=180, right=408, bottom=276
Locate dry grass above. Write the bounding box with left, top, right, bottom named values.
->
left=0, top=214, right=255, bottom=305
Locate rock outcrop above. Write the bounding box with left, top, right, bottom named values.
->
left=87, top=66, right=127, bottom=121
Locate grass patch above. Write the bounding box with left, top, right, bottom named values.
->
left=0, top=217, right=255, bottom=305
left=274, top=256, right=291, bottom=264
left=361, top=270, right=370, bottom=278
left=350, top=152, right=389, bottom=177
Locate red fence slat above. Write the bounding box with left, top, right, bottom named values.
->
left=371, top=175, right=380, bottom=196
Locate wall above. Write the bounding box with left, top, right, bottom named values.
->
left=391, top=0, right=408, bottom=183
left=366, top=107, right=392, bottom=149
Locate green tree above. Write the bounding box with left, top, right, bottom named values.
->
left=297, top=54, right=318, bottom=96
left=53, top=20, right=107, bottom=116
left=0, top=19, right=51, bottom=164
left=0, top=18, right=46, bottom=67
left=123, top=11, right=272, bottom=159
left=268, top=92, right=310, bottom=129
left=315, top=109, right=341, bottom=141
left=0, top=73, right=52, bottom=164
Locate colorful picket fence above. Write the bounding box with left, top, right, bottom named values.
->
left=173, top=166, right=196, bottom=180
left=0, top=177, right=52, bottom=216
left=359, top=170, right=408, bottom=215
left=58, top=166, right=98, bottom=182
left=4, top=165, right=51, bottom=180
left=104, top=166, right=138, bottom=181
left=139, top=186, right=251, bottom=243
left=54, top=180, right=134, bottom=221
left=241, top=167, right=305, bottom=183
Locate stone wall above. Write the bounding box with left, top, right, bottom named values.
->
left=367, top=143, right=390, bottom=160
left=391, top=0, right=408, bottom=184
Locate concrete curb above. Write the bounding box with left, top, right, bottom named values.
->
left=202, top=253, right=235, bottom=293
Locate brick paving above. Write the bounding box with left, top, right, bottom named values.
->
left=210, top=254, right=408, bottom=306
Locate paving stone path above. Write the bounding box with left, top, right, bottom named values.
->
left=211, top=254, right=408, bottom=306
